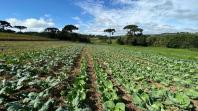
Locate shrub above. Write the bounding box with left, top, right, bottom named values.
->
left=147, top=33, right=198, bottom=48
left=117, top=36, right=148, bottom=46
left=117, top=33, right=198, bottom=49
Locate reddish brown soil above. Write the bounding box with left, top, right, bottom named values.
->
left=38, top=62, right=65, bottom=80
left=192, top=100, right=198, bottom=111
left=0, top=73, right=13, bottom=80
left=85, top=49, right=103, bottom=111
left=147, top=80, right=179, bottom=93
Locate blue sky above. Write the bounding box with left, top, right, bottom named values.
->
left=0, top=0, right=84, bottom=27
left=1, top=0, right=198, bottom=35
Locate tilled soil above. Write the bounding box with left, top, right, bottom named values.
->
left=85, top=49, right=103, bottom=111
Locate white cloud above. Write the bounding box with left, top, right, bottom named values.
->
left=6, top=18, right=55, bottom=32
left=76, top=0, right=198, bottom=35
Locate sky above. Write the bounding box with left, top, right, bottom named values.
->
left=1, top=0, right=198, bottom=35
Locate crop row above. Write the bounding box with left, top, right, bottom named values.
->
left=1, top=44, right=197, bottom=111
left=0, top=45, right=85, bottom=110
left=89, top=45, right=198, bottom=111
left=1, top=45, right=123, bottom=111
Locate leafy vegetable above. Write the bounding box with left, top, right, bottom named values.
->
left=167, top=92, right=192, bottom=109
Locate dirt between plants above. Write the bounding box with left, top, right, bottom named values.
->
left=98, top=59, right=142, bottom=111
left=51, top=53, right=83, bottom=96
left=95, top=58, right=198, bottom=111
left=192, top=100, right=198, bottom=111
left=51, top=49, right=84, bottom=109
left=0, top=49, right=85, bottom=111
left=85, top=49, right=103, bottom=111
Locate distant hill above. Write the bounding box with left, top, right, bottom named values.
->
left=150, top=32, right=198, bottom=37
left=0, top=33, right=56, bottom=41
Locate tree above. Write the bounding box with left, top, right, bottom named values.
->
left=104, top=28, right=116, bottom=44
left=44, top=27, right=59, bottom=33
left=14, top=26, right=27, bottom=32
left=62, top=25, right=78, bottom=33
left=0, top=21, right=12, bottom=31
left=123, top=25, right=138, bottom=36
left=44, top=27, right=59, bottom=39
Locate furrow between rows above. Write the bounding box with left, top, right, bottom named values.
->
left=85, top=48, right=103, bottom=111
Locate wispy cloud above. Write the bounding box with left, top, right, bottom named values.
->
left=76, top=0, right=198, bottom=35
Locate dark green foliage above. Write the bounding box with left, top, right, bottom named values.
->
left=117, top=37, right=124, bottom=45
left=14, top=26, right=27, bottom=32
left=118, top=33, right=198, bottom=49
left=62, top=25, right=78, bottom=33
left=0, top=20, right=15, bottom=33
left=104, top=29, right=116, bottom=34
left=123, top=25, right=138, bottom=36
left=148, top=33, right=198, bottom=48
left=22, top=25, right=90, bottom=43
left=56, top=32, right=90, bottom=43
left=44, top=27, right=59, bottom=33
left=0, top=21, right=12, bottom=30
left=123, top=25, right=143, bottom=36
left=117, top=36, right=148, bottom=46
left=0, top=29, right=15, bottom=33
left=146, top=36, right=168, bottom=47
left=43, top=27, right=60, bottom=39
left=119, top=24, right=147, bottom=46
left=135, top=36, right=148, bottom=46
left=104, top=28, right=116, bottom=44
left=23, top=31, right=91, bottom=43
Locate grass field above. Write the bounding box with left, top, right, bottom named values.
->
left=0, top=32, right=54, bottom=41
left=120, top=45, right=198, bottom=60
left=0, top=41, right=198, bottom=111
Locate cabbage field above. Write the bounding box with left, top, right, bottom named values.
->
left=0, top=43, right=198, bottom=111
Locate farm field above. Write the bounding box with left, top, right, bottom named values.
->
left=0, top=41, right=74, bottom=55
left=0, top=33, right=55, bottom=41
left=0, top=42, right=198, bottom=111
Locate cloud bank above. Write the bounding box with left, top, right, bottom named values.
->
left=76, top=0, right=198, bottom=35
left=6, top=18, right=55, bottom=32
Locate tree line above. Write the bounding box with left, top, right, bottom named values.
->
left=146, top=33, right=198, bottom=48
left=103, top=24, right=198, bottom=49
left=0, top=20, right=27, bottom=33
left=0, top=20, right=90, bottom=43
left=1, top=20, right=198, bottom=48
left=116, top=26, right=198, bottom=49
left=0, top=20, right=145, bottom=44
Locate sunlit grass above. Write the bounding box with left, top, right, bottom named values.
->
left=0, top=32, right=54, bottom=41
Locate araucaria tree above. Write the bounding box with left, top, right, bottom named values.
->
left=104, top=28, right=116, bottom=44
left=0, top=20, right=12, bottom=31
left=44, top=27, right=60, bottom=39
left=44, top=27, right=59, bottom=33
left=14, top=26, right=27, bottom=32
left=123, top=25, right=143, bottom=36
left=62, top=25, right=78, bottom=33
